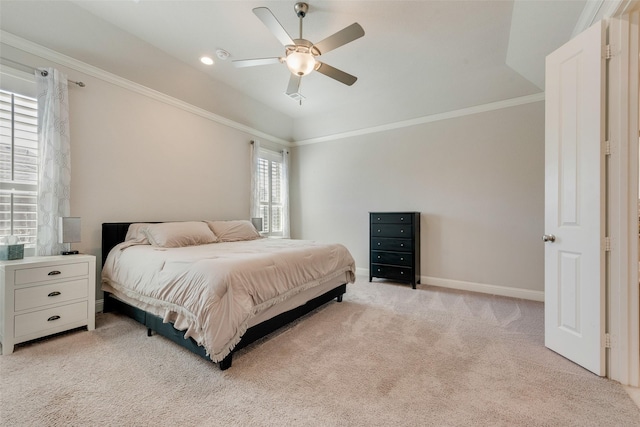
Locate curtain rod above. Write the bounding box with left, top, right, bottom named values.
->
left=1, top=58, right=86, bottom=87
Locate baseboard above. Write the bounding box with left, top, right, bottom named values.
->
left=357, top=268, right=543, bottom=301
left=422, top=276, right=544, bottom=302
left=96, top=299, right=104, bottom=313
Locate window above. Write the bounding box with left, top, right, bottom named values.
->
left=0, top=89, right=38, bottom=248
left=257, top=148, right=285, bottom=236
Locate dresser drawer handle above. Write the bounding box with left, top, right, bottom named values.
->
left=400, top=230, right=404, bottom=233
left=401, top=272, right=404, bottom=275
left=377, top=229, right=381, bottom=232
left=377, top=256, right=381, bottom=259
left=400, top=217, right=404, bottom=221
left=400, top=257, right=404, bottom=261
left=377, top=268, right=381, bottom=272
left=400, top=244, right=404, bottom=247
left=48, top=291, right=61, bottom=297
left=377, top=243, right=381, bottom=246
left=48, top=270, right=61, bottom=276
left=47, top=315, right=61, bottom=322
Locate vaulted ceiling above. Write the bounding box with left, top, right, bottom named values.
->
left=0, top=1, right=592, bottom=142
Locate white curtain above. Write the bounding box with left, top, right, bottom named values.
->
left=250, top=140, right=261, bottom=221
left=281, top=149, right=290, bottom=238
left=36, top=68, right=71, bottom=256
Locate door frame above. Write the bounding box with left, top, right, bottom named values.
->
left=608, top=6, right=639, bottom=386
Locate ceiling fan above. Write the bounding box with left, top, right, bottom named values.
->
left=232, top=2, right=365, bottom=103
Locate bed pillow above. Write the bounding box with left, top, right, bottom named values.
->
left=125, top=223, right=151, bottom=244
left=206, top=220, right=262, bottom=242
left=143, top=221, right=218, bottom=248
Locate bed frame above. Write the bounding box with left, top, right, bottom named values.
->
left=101, top=222, right=346, bottom=370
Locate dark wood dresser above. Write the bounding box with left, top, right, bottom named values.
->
left=369, top=212, right=421, bottom=289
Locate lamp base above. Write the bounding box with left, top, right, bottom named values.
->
left=61, top=250, right=79, bottom=256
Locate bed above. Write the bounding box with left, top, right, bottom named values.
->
left=101, top=220, right=356, bottom=370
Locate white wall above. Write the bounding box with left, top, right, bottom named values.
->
left=290, top=101, right=545, bottom=298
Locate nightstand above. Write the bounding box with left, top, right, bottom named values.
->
left=0, top=254, right=96, bottom=355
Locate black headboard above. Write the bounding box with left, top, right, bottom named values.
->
left=101, top=222, right=134, bottom=266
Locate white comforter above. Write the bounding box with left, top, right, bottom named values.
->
left=101, top=238, right=356, bottom=362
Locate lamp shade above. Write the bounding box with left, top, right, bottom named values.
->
left=58, top=217, right=81, bottom=243
left=251, top=217, right=263, bottom=232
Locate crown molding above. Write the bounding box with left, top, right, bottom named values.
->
left=572, top=0, right=630, bottom=37
left=0, top=30, right=292, bottom=146
left=293, top=92, right=545, bottom=146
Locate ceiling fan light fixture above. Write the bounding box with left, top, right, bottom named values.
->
left=286, top=48, right=316, bottom=76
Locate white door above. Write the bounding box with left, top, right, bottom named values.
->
left=544, top=20, right=606, bottom=376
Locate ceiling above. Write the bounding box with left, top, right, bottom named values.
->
left=0, top=1, right=590, bottom=142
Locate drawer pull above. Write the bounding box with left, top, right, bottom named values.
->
left=401, top=272, right=404, bottom=275
left=377, top=256, right=381, bottom=259
left=400, top=244, right=404, bottom=247
left=48, top=291, right=61, bottom=297
left=401, top=230, right=404, bottom=233
left=377, top=229, right=381, bottom=232
left=47, top=315, right=61, bottom=322
left=377, top=243, right=381, bottom=246
left=48, top=271, right=61, bottom=276
left=400, top=217, right=404, bottom=221
left=400, top=258, right=404, bottom=261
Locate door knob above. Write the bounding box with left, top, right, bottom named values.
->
left=542, top=234, right=556, bottom=242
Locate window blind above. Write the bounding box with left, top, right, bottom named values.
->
left=257, top=148, right=284, bottom=236
left=0, top=90, right=38, bottom=245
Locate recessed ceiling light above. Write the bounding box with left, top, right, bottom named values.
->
left=200, top=56, right=214, bottom=65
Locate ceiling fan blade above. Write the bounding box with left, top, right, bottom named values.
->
left=286, top=75, right=302, bottom=95
left=315, top=62, right=358, bottom=86
left=313, top=23, right=365, bottom=55
left=232, top=57, right=282, bottom=68
left=253, top=7, right=295, bottom=46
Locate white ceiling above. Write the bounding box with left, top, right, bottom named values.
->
left=0, top=0, right=588, bottom=141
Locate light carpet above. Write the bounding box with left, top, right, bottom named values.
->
left=1, top=276, right=639, bottom=426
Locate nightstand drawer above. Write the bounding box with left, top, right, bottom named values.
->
left=14, top=279, right=89, bottom=311
left=14, top=262, right=89, bottom=285
left=14, top=301, right=88, bottom=338
left=371, top=250, right=412, bottom=267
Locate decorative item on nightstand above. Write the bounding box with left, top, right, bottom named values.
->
left=0, top=235, right=24, bottom=260
left=59, top=217, right=81, bottom=255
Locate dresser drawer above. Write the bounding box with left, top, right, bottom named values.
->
left=371, top=224, right=413, bottom=238
left=370, top=213, right=414, bottom=225
left=14, top=301, right=88, bottom=338
left=14, top=262, right=89, bottom=285
left=371, top=264, right=413, bottom=282
left=371, top=250, right=412, bottom=267
left=14, top=279, right=89, bottom=311
left=371, top=237, right=413, bottom=252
